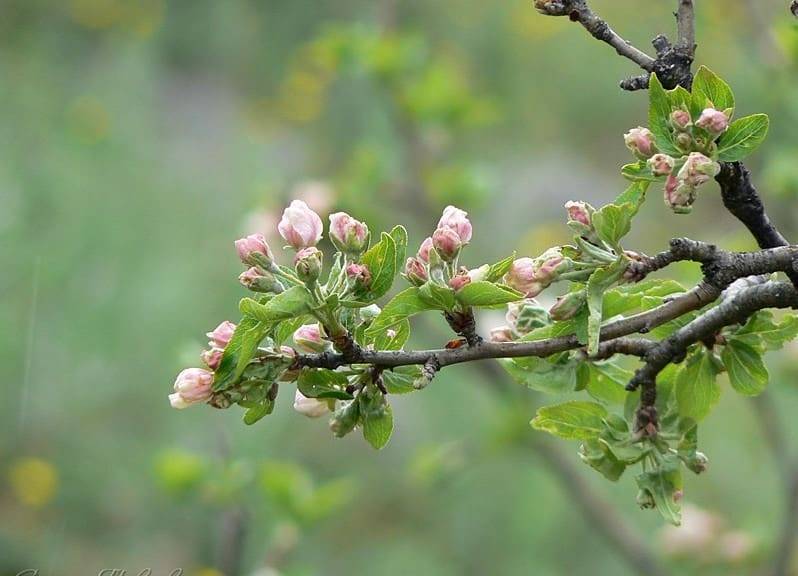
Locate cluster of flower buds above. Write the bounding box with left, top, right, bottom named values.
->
left=490, top=299, right=550, bottom=342
left=329, top=212, right=369, bottom=255
left=200, top=320, right=236, bottom=371
left=404, top=205, right=473, bottom=288
left=504, top=248, right=572, bottom=298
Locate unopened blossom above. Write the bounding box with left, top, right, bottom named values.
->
left=293, top=390, right=330, bottom=418
left=490, top=326, right=514, bottom=342
left=294, top=246, right=323, bottom=283
left=293, top=324, right=327, bottom=354
left=405, top=257, right=428, bottom=286
left=664, top=174, right=696, bottom=214
left=437, top=205, right=472, bottom=243
left=207, top=321, right=236, bottom=349
left=201, top=348, right=224, bottom=370
left=239, top=267, right=284, bottom=293
left=565, top=201, right=593, bottom=227
left=504, top=258, right=544, bottom=297
left=695, top=107, right=730, bottom=135
left=624, top=127, right=657, bottom=158
left=235, top=233, right=274, bottom=268
left=169, top=368, right=214, bottom=409
left=432, top=226, right=462, bottom=261
left=346, top=262, right=371, bottom=286
left=418, top=237, right=434, bottom=262
left=278, top=200, right=323, bottom=249
left=678, top=152, right=720, bottom=187
left=647, top=153, right=676, bottom=177
left=329, top=212, right=369, bottom=254
left=670, top=109, right=692, bottom=130
left=448, top=273, right=471, bottom=291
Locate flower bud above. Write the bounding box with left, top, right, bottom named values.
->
left=675, top=131, right=694, bottom=151
left=329, top=399, right=360, bottom=438
left=293, top=324, right=328, bottom=354
left=647, top=153, right=676, bottom=177
left=235, top=234, right=274, bottom=269
left=670, top=109, right=692, bottom=131
left=238, top=267, right=285, bottom=293
left=329, top=212, right=369, bottom=255
left=490, top=326, right=514, bottom=342
left=565, top=201, right=594, bottom=228
left=437, top=205, right=472, bottom=243
left=346, top=262, right=371, bottom=287
left=432, top=226, right=462, bottom=262
left=549, top=291, right=587, bottom=321
left=293, top=390, right=331, bottom=418
left=448, top=273, right=471, bottom=291
left=404, top=257, right=428, bottom=286
left=169, top=368, right=214, bottom=409
left=278, top=200, right=323, bottom=249
left=504, top=257, right=544, bottom=297
left=418, top=237, right=434, bottom=262
left=294, top=246, right=323, bottom=283
left=624, top=127, right=657, bottom=159
left=695, top=107, right=730, bottom=136
left=207, top=321, right=236, bottom=349
left=201, top=348, right=224, bottom=370
left=677, top=152, right=720, bottom=187
left=664, top=174, right=696, bottom=214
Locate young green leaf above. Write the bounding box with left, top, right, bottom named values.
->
left=361, top=397, right=394, bottom=450
left=418, top=281, right=456, bottom=311
left=716, top=114, right=769, bottom=162
left=240, top=286, right=311, bottom=325
left=579, top=439, right=627, bottom=481
left=635, top=457, right=683, bottom=526
left=365, top=287, right=431, bottom=336
left=691, top=65, right=735, bottom=113
left=648, top=74, right=680, bottom=155
left=213, top=318, right=267, bottom=391
left=733, top=310, right=798, bottom=351
left=675, top=348, right=721, bottom=421
left=357, top=231, right=397, bottom=300
left=486, top=253, right=516, bottom=282
left=586, top=361, right=632, bottom=405
left=368, top=317, right=411, bottom=351
left=382, top=366, right=422, bottom=394
left=390, top=225, right=408, bottom=272
left=455, top=281, right=523, bottom=308
left=621, top=161, right=659, bottom=182
left=722, top=339, right=769, bottom=396
left=586, top=262, right=626, bottom=355
left=298, top=369, right=353, bottom=400
left=243, top=399, right=275, bottom=425
left=531, top=401, right=609, bottom=440
left=502, top=357, right=578, bottom=394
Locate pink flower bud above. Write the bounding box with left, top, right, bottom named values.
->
left=329, top=212, right=369, bottom=254
left=418, top=237, right=434, bottom=262
left=504, top=257, right=544, bottom=297
left=238, top=267, right=284, bottom=293
left=432, top=226, right=462, bottom=261
left=695, top=108, right=730, bottom=135
left=677, top=152, right=720, bottom=187
left=664, top=174, right=696, bottom=214
left=235, top=234, right=274, bottom=267
left=201, top=348, right=224, bottom=370
left=448, top=273, right=471, bottom=291
left=206, top=321, right=236, bottom=349
left=490, top=326, right=514, bottom=342
left=405, top=257, right=428, bottom=286
left=624, top=127, right=657, bottom=159
left=346, top=262, right=371, bottom=286
left=670, top=109, right=692, bottom=131
left=675, top=131, right=694, bottom=151
left=565, top=201, right=593, bottom=227
left=647, top=154, right=676, bottom=177
left=437, top=205, right=472, bottom=243
left=294, top=246, right=323, bottom=283
left=293, top=390, right=331, bottom=418
left=170, top=368, right=214, bottom=409
left=293, top=324, right=328, bottom=354
left=278, top=200, right=323, bottom=249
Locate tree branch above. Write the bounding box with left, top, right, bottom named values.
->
left=675, top=0, right=696, bottom=53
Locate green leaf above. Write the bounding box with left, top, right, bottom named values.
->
left=243, top=399, right=275, bottom=425
left=586, top=262, right=626, bottom=355
left=586, top=361, right=632, bottom=405
left=716, top=114, right=769, bottom=162
left=636, top=457, right=683, bottom=525
left=733, top=310, right=798, bottom=351
left=502, top=357, right=578, bottom=394
left=357, top=232, right=397, bottom=300
left=418, top=281, right=456, bottom=311
left=531, top=401, right=609, bottom=440
left=297, top=369, right=352, bottom=400
left=214, top=317, right=267, bottom=392
left=369, top=317, right=410, bottom=351
left=593, top=203, right=635, bottom=248
left=614, top=181, right=649, bottom=208
left=621, top=161, right=659, bottom=182
left=361, top=396, right=393, bottom=450
left=648, top=74, right=680, bottom=155
left=692, top=65, right=735, bottom=113
left=675, top=348, right=721, bottom=421
left=272, top=314, right=311, bottom=346
left=240, top=286, right=311, bottom=325
left=486, top=253, right=516, bottom=282
left=382, top=366, right=422, bottom=394
left=456, top=281, right=523, bottom=308
left=390, top=225, right=408, bottom=272
left=365, top=287, right=431, bottom=336
left=722, top=339, right=769, bottom=396
left=579, top=439, right=627, bottom=481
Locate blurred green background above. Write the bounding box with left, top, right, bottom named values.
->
left=3, top=1, right=798, bottom=574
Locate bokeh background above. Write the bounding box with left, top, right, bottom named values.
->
left=3, top=1, right=798, bottom=574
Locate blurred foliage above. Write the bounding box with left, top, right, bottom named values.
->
left=2, top=0, right=798, bottom=574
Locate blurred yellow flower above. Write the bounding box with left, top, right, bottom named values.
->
left=8, top=458, right=59, bottom=509
left=193, top=568, right=224, bottom=576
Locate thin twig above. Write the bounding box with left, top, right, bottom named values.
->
left=675, top=0, right=696, bottom=53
